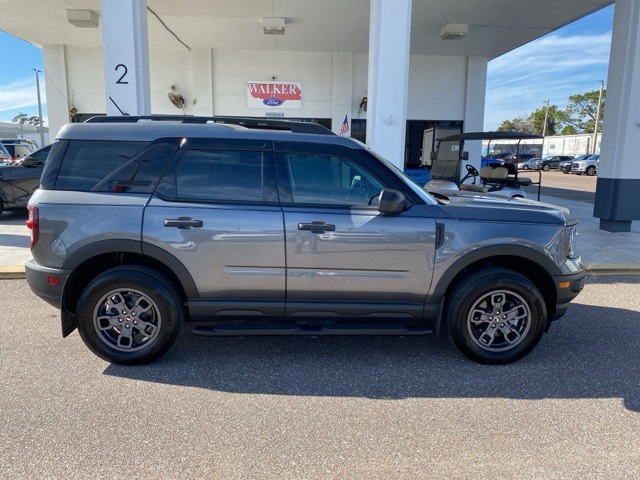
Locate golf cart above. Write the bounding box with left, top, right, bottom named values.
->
left=423, top=131, right=542, bottom=200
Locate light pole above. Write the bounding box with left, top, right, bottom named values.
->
left=542, top=98, right=550, bottom=137
left=33, top=68, right=45, bottom=147
left=592, top=80, right=604, bottom=155
left=542, top=98, right=550, bottom=157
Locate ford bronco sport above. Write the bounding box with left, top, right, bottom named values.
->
left=26, top=116, right=585, bottom=365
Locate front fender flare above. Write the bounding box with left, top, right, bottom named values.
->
left=429, top=244, right=562, bottom=301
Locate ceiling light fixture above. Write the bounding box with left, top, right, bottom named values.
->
left=263, top=17, right=285, bottom=35
left=66, top=10, right=100, bottom=28
left=440, top=23, right=468, bottom=40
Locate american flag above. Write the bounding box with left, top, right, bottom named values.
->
left=338, top=113, right=350, bottom=136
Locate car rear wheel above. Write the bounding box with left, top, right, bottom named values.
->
left=542, top=164, right=551, bottom=171
left=586, top=166, right=596, bottom=176
left=76, top=266, right=183, bottom=365
left=444, top=268, right=546, bottom=364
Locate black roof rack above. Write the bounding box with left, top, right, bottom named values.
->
left=84, top=115, right=335, bottom=136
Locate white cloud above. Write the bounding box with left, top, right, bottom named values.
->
left=0, top=77, right=43, bottom=112
left=485, top=33, right=611, bottom=130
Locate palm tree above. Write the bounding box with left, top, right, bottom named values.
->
left=11, top=112, right=28, bottom=138
left=27, top=116, right=41, bottom=127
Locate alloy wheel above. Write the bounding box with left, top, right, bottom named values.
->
left=92, top=288, right=162, bottom=352
left=466, top=289, right=531, bottom=352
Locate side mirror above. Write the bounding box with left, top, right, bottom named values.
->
left=21, top=157, right=36, bottom=167
left=461, top=151, right=469, bottom=160
left=430, top=151, right=437, bottom=160
left=377, top=189, right=407, bottom=214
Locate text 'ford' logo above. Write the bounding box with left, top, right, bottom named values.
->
left=263, top=97, right=283, bottom=106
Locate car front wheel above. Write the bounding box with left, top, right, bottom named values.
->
left=586, top=166, right=596, bottom=176
left=444, top=268, right=546, bottom=364
left=76, top=266, right=183, bottom=365
left=542, top=164, right=551, bottom=171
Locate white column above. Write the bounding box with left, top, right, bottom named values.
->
left=100, top=0, right=150, bottom=115
left=331, top=52, right=353, bottom=135
left=593, top=0, right=640, bottom=232
left=366, top=0, right=412, bottom=169
left=191, top=49, right=214, bottom=116
left=463, top=56, right=489, bottom=173
left=42, top=45, right=69, bottom=139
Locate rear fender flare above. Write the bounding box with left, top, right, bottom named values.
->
left=62, top=239, right=199, bottom=299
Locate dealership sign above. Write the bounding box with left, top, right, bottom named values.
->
left=247, top=81, right=302, bottom=109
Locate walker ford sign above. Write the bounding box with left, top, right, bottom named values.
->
left=247, top=81, right=302, bottom=109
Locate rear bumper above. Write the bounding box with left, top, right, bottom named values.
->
left=25, top=259, right=72, bottom=309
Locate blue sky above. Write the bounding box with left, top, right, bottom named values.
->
left=0, top=4, right=615, bottom=129
left=0, top=32, right=45, bottom=124
left=484, top=4, right=614, bottom=129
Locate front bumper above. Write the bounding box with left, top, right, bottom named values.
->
left=25, top=259, right=72, bottom=309
left=550, top=267, right=586, bottom=323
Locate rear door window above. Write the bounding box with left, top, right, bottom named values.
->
left=155, top=148, right=278, bottom=203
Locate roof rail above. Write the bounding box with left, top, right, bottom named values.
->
left=84, top=115, right=336, bottom=135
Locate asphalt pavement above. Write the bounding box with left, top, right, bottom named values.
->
left=1, top=275, right=639, bottom=479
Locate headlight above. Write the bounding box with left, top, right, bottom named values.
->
left=565, top=225, right=578, bottom=258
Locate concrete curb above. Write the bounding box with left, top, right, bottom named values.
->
left=0, top=266, right=27, bottom=279
left=2, top=264, right=639, bottom=281
left=584, top=267, right=640, bottom=276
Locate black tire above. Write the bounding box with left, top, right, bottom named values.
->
left=562, top=170, right=569, bottom=174
left=76, top=266, right=183, bottom=365
left=522, top=165, right=529, bottom=170
left=542, top=164, right=551, bottom=171
left=586, top=166, right=596, bottom=176
left=444, top=268, right=546, bottom=364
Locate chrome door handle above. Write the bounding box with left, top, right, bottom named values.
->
left=298, top=222, right=336, bottom=233
left=163, top=217, right=203, bottom=228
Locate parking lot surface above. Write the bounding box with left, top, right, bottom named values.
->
left=521, top=170, right=597, bottom=203
left=1, top=276, right=639, bottom=479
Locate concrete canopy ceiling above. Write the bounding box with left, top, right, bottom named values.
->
left=0, top=0, right=612, bottom=59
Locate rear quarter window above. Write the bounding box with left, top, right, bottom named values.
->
left=52, top=140, right=149, bottom=191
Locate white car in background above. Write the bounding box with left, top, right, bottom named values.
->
left=572, top=154, right=599, bottom=176
left=518, top=157, right=539, bottom=170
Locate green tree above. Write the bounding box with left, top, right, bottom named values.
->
left=559, top=125, right=578, bottom=135
left=561, top=89, right=606, bottom=134
left=496, top=117, right=533, bottom=134
left=529, top=105, right=564, bottom=136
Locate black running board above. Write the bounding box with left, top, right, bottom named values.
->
left=192, top=324, right=434, bottom=337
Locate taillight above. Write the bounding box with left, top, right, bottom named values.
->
left=27, top=206, right=39, bottom=249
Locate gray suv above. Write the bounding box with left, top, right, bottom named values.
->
left=26, top=116, right=585, bottom=365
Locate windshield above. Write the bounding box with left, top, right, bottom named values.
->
left=0, top=143, right=11, bottom=158
left=367, top=150, right=438, bottom=205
